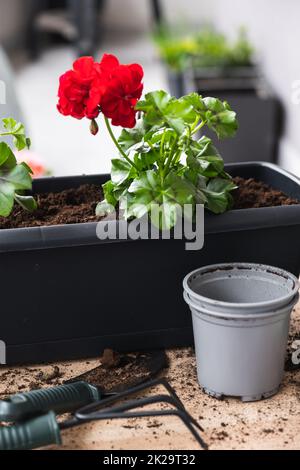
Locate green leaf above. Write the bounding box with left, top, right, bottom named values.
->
left=206, top=177, right=237, bottom=193
left=136, top=91, right=196, bottom=135
left=202, top=97, right=238, bottom=139
left=133, top=150, right=156, bottom=171
left=147, top=127, right=176, bottom=145
left=203, top=177, right=237, bottom=213
left=163, top=97, right=196, bottom=134
left=96, top=199, right=116, bottom=217
left=0, top=182, right=14, bottom=217
left=152, top=173, right=195, bottom=229
left=20, top=161, right=34, bottom=174
left=183, top=93, right=206, bottom=113
left=126, top=170, right=173, bottom=226
left=150, top=201, right=179, bottom=230
left=165, top=172, right=195, bottom=205
left=118, top=119, right=148, bottom=152
left=128, top=170, right=160, bottom=200
left=187, top=153, right=224, bottom=178
left=0, top=142, right=17, bottom=168
left=186, top=135, right=225, bottom=178
left=198, top=155, right=224, bottom=177
left=111, top=158, right=134, bottom=186
left=0, top=162, right=34, bottom=217
left=2, top=118, right=29, bottom=151
left=14, top=194, right=37, bottom=212
left=194, top=135, right=219, bottom=157
left=183, top=94, right=238, bottom=139
left=126, top=170, right=195, bottom=229
left=102, top=180, right=118, bottom=206
left=0, top=164, right=32, bottom=190
left=136, top=90, right=170, bottom=127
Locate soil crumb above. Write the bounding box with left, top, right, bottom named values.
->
left=0, top=178, right=299, bottom=229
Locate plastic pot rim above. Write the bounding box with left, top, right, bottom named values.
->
left=183, top=262, right=300, bottom=311
left=183, top=290, right=299, bottom=321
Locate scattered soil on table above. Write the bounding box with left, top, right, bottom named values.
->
left=66, top=349, right=169, bottom=392
left=0, top=350, right=168, bottom=398
left=232, top=177, right=299, bottom=209
left=0, top=177, right=299, bottom=230
left=0, top=365, right=63, bottom=396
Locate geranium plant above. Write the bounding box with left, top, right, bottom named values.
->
left=0, top=119, right=36, bottom=217
left=58, top=54, right=238, bottom=228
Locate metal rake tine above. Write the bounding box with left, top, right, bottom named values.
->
left=76, top=394, right=188, bottom=420
left=82, top=393, right=204, bottom=434
left=144, top=378, right=205, bottom=433
left=77, top=377, right=185, bottom=417
left=117, top=377, right=186, bottom=410
left=150, top=378, right=204, bottom=433
left=154, top=378, right=186, bottom=410
left=73, top=408, right=208, bottom=450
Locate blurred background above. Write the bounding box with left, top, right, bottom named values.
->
left=0, top=0, right=299, bottom=177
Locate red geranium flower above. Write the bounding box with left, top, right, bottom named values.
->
left=57, top=56, right=103, bottom=120
left=57, top=53, right=144, bottom=129
left=100, top=61, right=144, bottom=128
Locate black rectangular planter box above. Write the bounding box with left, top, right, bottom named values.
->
left=1, top=162, right=300, bottom=365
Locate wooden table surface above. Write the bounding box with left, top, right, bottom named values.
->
left=0, top=304, right=299, bottom=451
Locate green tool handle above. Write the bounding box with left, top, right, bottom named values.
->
left=0, top=412, right=61, bottom=450
left=0, top=381, right=100, bottom=422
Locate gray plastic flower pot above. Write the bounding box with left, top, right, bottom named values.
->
left=183, top=263, right=299, bottom=401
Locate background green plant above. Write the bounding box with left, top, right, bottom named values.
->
left=0, top=118, right=36, bottom=217
left=153, top=26, right=254, bottom=72
left=97, top=91, right=238, bottom=229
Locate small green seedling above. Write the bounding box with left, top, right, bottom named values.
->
left=0, top=118, right=36, bottom=217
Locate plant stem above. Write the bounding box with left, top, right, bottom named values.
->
left=191, top=120, right=206, bottom=135
left=104, top=116, right=138, bottom=170
left=163, top=137, right=178, bottom=178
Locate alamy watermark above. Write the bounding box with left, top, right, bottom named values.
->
left=0, top=80, right=6, bottom=105
left=291, top=339, right=300, bottom=366
left=0, top=340, right=6, bottom=364
left=96, top=203, right=204, bottom=251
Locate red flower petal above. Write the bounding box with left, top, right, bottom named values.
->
left=73, top=56, right=96, bottom=79
left=99, top=54, right=120, bottom=74
left=128, top=63, right=144, bottom=83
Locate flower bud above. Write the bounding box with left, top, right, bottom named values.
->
left=90, top=119, right=99, bottom=136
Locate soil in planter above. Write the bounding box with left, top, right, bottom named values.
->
left=232, top=177, right=300, bottom=209
left=0, top=177, right=299, bottom=230
left=0, top=184, right=103, bottom=229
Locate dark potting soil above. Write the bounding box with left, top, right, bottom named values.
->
left=0, top=184, right=103, bottom=229
left=232, top=177, right=300, bottom=209
left=0, top=177, right=299, bottom=229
